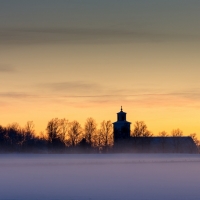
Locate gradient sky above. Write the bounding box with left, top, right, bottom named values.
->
left=1, top=0, right=200, bottom=136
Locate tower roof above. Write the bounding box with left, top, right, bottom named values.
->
left=117, top=106, right=126, bottom=114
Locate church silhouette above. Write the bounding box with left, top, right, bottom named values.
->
left=113, top=106, right=131, bottom=140
left=112, top=107, right=197, bottom=153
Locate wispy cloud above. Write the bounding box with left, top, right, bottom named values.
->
left=1, top=85, right=200, bottom=109
left=38, top=81, right=200, bottom=100
left=0, top=92, right=37, bottom=99
left=0, top=65, right=16, bottom=73
left=41, top=81, right=103, bottom=93
left=0, top=28, right=199, bottom=45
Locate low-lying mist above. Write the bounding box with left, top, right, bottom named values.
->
left=0, top=154, right=200, bottom=200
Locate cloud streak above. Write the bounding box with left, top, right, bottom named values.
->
left=0, top=65, right=16, bottom=73
left=36, top=81, right=200, bottom=102
left=1, top=85, right=200, bottom=109
left=0, top=92, right=37, bottom=99
left=40, top=81, right=103, bottom=93
left=1, top=28, right=200, bottom=45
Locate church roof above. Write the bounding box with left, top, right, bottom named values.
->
left=113, top=136, right=198, bottom=153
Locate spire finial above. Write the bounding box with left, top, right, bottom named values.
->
left=121, top=106, right=123, bottom=111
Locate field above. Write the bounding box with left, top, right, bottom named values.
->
left=0, top=154, right=200, bottom=200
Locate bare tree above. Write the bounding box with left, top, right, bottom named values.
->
left=22, top=121, right=35, bottom=149
left=190, top=133, right=199, bottom=146
left=0, top=125, right=5, bottom=144
left=46, top=118, right=60, bottom=143
left=24, top=121, right=35, bottom=135
left=5, top=123, right=24, bottom=149
left=100, top=120, right=113, bottom=147
left=68, top=120, right=83, bottom=146
left=39, top=131, right=47, bottom=140
left=84, top=118, right=97, bottom=145
left=132, top=121, right=152, bottom=137
left=93, top=129, right=105, bottom=150
left=23, top=121, right=35, bottom=140
left=58, top=118, right=69, bottom=143
left=171, top=129, right=183, bottom=137
left=158, top=131, right=168, bottom=137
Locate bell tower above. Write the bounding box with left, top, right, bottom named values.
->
left=117, top=106, right=126, bottom=121
left=113, top=107, right=131, bottom=141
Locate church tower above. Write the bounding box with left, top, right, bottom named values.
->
left=113, top=107, right=131, bottom=141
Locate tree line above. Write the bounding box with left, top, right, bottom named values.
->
left=46, top=118, right=113, bottom=151
left=0, top=118, right=113, bottom=153
left=0, top=119, right=199, bottom=153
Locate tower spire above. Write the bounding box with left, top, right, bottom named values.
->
left=113, top=107, right=131, bottom=141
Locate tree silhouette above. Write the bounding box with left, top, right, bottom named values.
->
left=93, top=129, right=105, bottom=151
left=59, top=118, right=69, bottom=143
left=84, top=118, right=97, bottom=145
left=46, top=118, right=60, bottom=143
left=190, top=133, right=199, bottom=145
left=190, top=133, right=200, bottom=152
left=0, top=125, right=6, bottom=149
left=100, top=120, right=113, bottom=147
left=24, top=121, right=35, bottom=135
left=22, top=121, right=35, bottom=150
left=132, top=121, right=152, bottom=137
left=158, top=131, right=168, bottom=137
left=6, top=123, right=23, bottom=147
left=68, top=120, right=83, bottom=146
left=46, top=118, right=66, bottom=149
left=171, top=129, right=183, bottom=137
left=0, top=115, right=198, bottom=153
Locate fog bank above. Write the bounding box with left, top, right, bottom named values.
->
left=0, top=154, right=200, bottom=200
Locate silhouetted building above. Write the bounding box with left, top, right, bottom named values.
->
left=113, top=107, right=131, bottom=141
left=112, top=107, right=197, bottom=153
left=113, top=137, right=197, bottom=153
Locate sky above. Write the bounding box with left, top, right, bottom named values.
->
left=1, top=0, right=200, bottom=136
